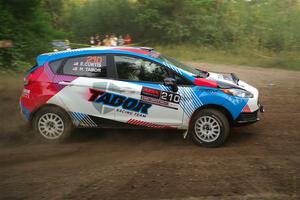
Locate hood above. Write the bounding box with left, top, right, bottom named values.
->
left=193, top=69, right=258, bottom=98
left=193, top=68, right=240, bottom=88
left=208, top=72, right=239, bottom=86
left=206, top=71, right=258, bottom=97
left=193, top=71, right=239, bottom=89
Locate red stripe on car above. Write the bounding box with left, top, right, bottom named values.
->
left=127, top=119, right=172, bottom=129
left=194, top=78, right=218, bottom=88
left=242, top=104, right=251, bottom=112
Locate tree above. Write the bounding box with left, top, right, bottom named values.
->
left=0, top=0, right=63, bottom=68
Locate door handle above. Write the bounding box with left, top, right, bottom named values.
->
left=58, top=81, right=73, bottom=86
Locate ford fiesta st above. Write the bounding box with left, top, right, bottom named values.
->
left=19, top=47, right=264, bottom=147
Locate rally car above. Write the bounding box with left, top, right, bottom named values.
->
left=51, top=40, right=71, bottom=52
left=19, top=47, right=264, bottom=147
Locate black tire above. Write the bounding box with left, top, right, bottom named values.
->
left=32, top=106, right=73, bottom=143
left=189, top=109, right=230, bottom=148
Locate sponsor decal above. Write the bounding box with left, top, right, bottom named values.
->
left=116, top=108, right=146, bottom=118
left=141, top=87, right=181, bottom=109
left=89, top=89, right=152, bottom=115
left=141, top=87, right=161, bottom=98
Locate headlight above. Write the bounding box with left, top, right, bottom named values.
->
left=221, top=88, right=253, bottom=98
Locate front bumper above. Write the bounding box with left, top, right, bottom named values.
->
left=235, top=105, right=264, bottom=125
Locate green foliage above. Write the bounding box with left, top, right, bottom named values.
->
left=61, top=0, right=300, bottom=53
left=155, top=44, right=300, bottom=71
left=62, top=0, right=137, bottom=42
left=0, top=0, right=300, bottom=70
left=0, top=0, right=64, bottom=68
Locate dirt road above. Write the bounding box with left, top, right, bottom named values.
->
left=0, top=64, right=299, bottom=200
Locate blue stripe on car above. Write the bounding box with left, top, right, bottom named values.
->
left=19, top=102, right=30, bottom=121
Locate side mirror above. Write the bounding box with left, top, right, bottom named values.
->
left=163, top=77, right=178, bottom=92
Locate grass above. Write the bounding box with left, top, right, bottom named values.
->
left=154, top=45, right=300, bottom=71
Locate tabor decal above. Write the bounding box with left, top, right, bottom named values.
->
left=89, top=89, right=152, bottom=114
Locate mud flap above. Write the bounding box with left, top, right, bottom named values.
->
left=183, top=130, right=188, bottom=139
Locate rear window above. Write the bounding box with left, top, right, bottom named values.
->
left=49, top=59, right=63, bottom=73
left=62, top=55, right=107, bottom=78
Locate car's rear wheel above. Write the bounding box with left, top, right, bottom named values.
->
left=189, top=108, right=230, bottom=147
left=32, top=106, right=73, bottom=142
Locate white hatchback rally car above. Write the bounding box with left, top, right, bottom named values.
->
left=19, top=47, right=264, bottom=147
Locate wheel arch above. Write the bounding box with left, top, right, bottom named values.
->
left=29, top=103, right=72, bottom=127
left=190, top=104, right=234, bottom=126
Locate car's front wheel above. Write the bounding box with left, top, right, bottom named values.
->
left=32, top=106, right=73, bottom=142
left=189, top=109, right=230, bottom=147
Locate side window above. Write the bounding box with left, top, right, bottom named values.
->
left=49, top=59, right=63, bottom=73
left=115, top=56, right=169, bottom=83
left=62, top=55, right=107, bottom=77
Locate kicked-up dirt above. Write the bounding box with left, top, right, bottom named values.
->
left=0, top=63, right=299, bottom=200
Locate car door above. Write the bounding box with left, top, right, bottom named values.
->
left=111, top=55, right=184, bottom=128
left=49, top=54, right=117, bottom=127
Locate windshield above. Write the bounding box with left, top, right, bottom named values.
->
left=157, top=55, right=199, bottom=75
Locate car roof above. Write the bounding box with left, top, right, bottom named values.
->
left=35, top=46, right=196, bottom=82
left=37, top=46, right=159, bottom=66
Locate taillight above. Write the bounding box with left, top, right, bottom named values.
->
left=24, top=66, right=42, bottom=86
left=24, top=73, right=34, bottom=86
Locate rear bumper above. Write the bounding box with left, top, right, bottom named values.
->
left=19, top=100, right=30, bottom=121
left=234, top=105, right=264, bottom=126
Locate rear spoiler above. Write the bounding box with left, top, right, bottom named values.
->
left=36, top=54, right=51, bottom=66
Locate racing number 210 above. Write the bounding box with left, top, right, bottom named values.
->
left=161, top=91, right=181, bottom=104
left=86, top=56, right=102, bottom=63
